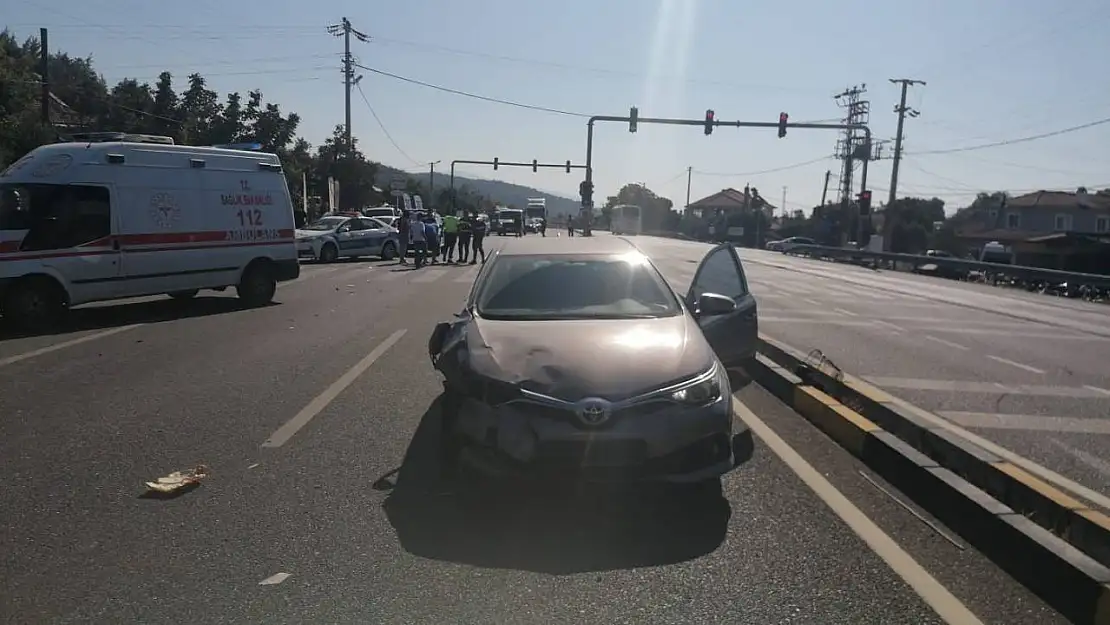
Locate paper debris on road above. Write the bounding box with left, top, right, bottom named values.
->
left=144, top=464, right=210, bottom=494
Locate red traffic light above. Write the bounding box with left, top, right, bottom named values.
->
left=859, top=190, right=872, bottom=200
left=779, top=112, right=788, bottom=123
left=777, top=112, right=789, bottom=138
left=704, top=109, right=715, bottom=135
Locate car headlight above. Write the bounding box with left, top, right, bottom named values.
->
left=670, top=365, right=725, bottom=406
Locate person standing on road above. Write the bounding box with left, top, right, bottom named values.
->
left=456, top=213, right=473, bottom=264
left=424, top=215, right=441, bottom=265
left=441, top=212, right=459, bottom=263
left=396, top=209, right=410, bottom=264
left=409, top=211, right=427, bottom=268
left=470, top=212, right=487, bottom=265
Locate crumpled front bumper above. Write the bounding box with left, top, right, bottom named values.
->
left=452, top=394, right=742, bottom=484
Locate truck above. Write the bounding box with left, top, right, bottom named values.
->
left=524, top=197, right=546, bottom=233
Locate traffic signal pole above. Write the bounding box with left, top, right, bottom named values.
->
left=581, top=114, right=873, bottom=237
left=448, top=159, right=585, bottom=214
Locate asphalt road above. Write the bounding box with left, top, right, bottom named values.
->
left=0, top=234, right=1068, bottom=625
left=633, top=235, right=1110, bottom=513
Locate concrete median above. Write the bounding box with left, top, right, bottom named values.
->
left=748, top=336, right=1110, bottom=625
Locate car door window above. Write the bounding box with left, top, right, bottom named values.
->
left=348, top=219, right=370, bottom=231
left=689, top=246, right=748, bottom=303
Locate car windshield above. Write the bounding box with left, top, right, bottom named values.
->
left=303, top=216, right=347, bottom=231
left=475, top=252, right=680, bottom=320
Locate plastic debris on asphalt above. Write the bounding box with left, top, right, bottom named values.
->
left=144, top=464, right=210, bottom=494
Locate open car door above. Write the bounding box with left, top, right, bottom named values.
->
left=685, top=243, right=759, bottom=372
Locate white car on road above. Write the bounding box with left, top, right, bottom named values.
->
left=296, top=214, right=399, bottom=262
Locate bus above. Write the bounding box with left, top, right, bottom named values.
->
left=611, top=204, right=642, bottom=235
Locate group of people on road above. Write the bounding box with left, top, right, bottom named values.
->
left=396, top=210, right=487, bottom=269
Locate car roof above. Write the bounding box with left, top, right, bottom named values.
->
left=495, top=235, right=640, bottom=257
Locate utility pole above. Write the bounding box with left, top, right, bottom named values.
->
left=833, top=85, right=884, bottom=245
left=820, top=170, right=831, bottom=207
left=887, top=79, right=925, bottom=206
left=781, top=186, right=787, bottom=218
left=39, top=28, right=50, bottom=126
left=428, top=160, right=440, bottom=207
left=327, top=17, right=369, bottom=150
left=685, top=166, right=692, bottom=211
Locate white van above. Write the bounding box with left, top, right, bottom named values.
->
left=0, top=138, right=300, bottom=329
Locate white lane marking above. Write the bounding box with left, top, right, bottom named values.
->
left=801, top=298, right=823, bottom=307
left=731, top=398, right=984, bottom=625
left=1083, top=385, right=1110, bottom=397
left=986, top=355, right=1045, bottom=374
left=0, top=324, right=142, bottom=369
left=262, top=329, right=407, bottom=448
left=833, top=307, right=859, bottom=317
left=924, top=335, right=969, bottom=351
left=454, top=274, right=477, bottom=284
left=861, top=377, right=1105, bottom=398
left=938, top=411, right=1110, bottom=435
left=760, top=317, right=874, bottom=326
left=872, top=320, right=907, bottom=333
left=258, top=572, right=291, bottom=586
left=411, top=269, right=448, bottom=283
left=855, top=378, right=1110, bottom=511
left=1047, top=438, right=1110, bottom=479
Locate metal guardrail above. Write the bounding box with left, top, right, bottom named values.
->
left=785, top=244, right=1110, bottom=289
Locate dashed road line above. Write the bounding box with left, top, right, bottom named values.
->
left=261, top=329, right=407, bottom=448
left=0, top=324, right=143, bottom=369
left=986, top=355, right=1046, bottom=374
left=924, top=335, right=969, bottom=351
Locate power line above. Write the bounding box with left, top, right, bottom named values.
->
left=355, top=83, right=420, bottom=166
left=368, top=36, right=827, bottom=95
left=354, top=64, right=591, bottom=118
left=908, top=114, right=1110, bottom=156
left=694, top=156, right=830, bottom=177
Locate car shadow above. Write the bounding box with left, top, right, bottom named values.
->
left=381, top=395, right=733, bottom=575
left=0, top=295, right=277, bottom=340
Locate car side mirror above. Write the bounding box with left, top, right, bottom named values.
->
left=696, top=292, right=736, bottom=317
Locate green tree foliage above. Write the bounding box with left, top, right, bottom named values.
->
left=603, top=183, right=678, bottom=231
left=0, top=28, right=501, bottom=215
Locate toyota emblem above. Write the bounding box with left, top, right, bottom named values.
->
left=575, top=398, right=613, bottom=426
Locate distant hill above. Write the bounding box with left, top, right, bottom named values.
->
left=375, top=165, right=580, bottom=217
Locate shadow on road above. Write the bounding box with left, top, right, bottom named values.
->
left=0, top=295, right=277, bottom=341
left=382, top=395, right=733, bottom=575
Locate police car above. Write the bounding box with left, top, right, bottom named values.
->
left=295, top=212, right=400, bottom=262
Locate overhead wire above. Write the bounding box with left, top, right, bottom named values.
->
left=354, top=63, right=591, bottom=118
left=355, top=82, right=422, bottom=166
left=907, top=115, right=1110, bottom=155
left=694, top=156, right=831, bottom=177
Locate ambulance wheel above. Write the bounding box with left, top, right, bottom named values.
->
left=237, top=262, right=277, bottom=307
left=168, top=289, right=199, bottom=300
left=380, top=241, right=397, bottom=261
left=3, top=277, right=66, bottom=331
left=319, top=243, right=339, bottom=263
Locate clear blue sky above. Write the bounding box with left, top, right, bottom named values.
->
left=9, top=0, right=1110, bottom=214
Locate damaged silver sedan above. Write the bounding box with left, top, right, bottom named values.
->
left=428, top=237, right=758, bottom=489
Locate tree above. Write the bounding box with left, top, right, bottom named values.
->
left=880, top=197, right=946, bottom=253
left=604, top=183, right=675, bottom=230
left=0, top=29, right=502, bottom=217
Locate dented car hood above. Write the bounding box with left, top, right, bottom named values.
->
left=459, top=315, right=714, bottom=401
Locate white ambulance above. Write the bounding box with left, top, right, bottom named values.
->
left=0, top=134, right=300, bottom=330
